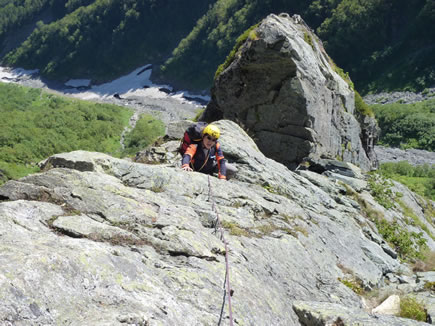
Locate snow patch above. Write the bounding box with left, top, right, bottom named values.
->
left=0, top=67, right=39, bottom=82
left=65, top=79, right=91, bottom=87
left=0, top=64, right=210, bottom=106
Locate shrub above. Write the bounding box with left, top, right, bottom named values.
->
left=122, top=114, right=165, bottom=156
left=371, top=99, right=435, bottom=151
left=0, top=83, right=133, bottom=184
left=367, top=174, right=398, bottom=209
left=355, top=91, right=374, bottom=117
left=399, top=296, right=427, bottom=321
left=377, top=162, right=435, bottom=201
left=375, top=218, right=427, bottom=261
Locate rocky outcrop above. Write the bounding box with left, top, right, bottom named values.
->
left=375, top=145, right=435, bottom=166
left=364, top=88, right=435, bottom=105
left=202, top=13, right=377, bottom=171
left=0, top=120, right=433, bottom=325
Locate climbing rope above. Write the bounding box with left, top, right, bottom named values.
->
left=208, top=175, right=234, bottom=326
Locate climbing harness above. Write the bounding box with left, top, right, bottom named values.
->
left=195, top=148, right=210, bottom=172
left=208, top=175, right=234, bottom=326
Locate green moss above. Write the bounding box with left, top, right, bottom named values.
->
left=193, top=108, right=205, bottom=122
left=263, top=184, right=278, bottom=194
left=338, top=277, right=364, bottom=295
left=220, top=220, right=305, bottom=239
left=329, top=59, right=354, bottom=90
left=355, top=91, right=374, bottom=117
left=221, top=221, right=251, bottom=237
left=424, top=281, right=435, bottom=291
left=214, top=23, right=259, bottom=80
left=303, top=32, right=314, bottom=50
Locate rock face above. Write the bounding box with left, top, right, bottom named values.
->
left=0, top=120, right=433, bottom=325
left=375, top=145, right=435, bottom=166
left=202, top=13, right=377, bottom=171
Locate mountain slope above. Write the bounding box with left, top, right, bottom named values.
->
left=1, top=0, right=434, bottom=92
left=1, top=0, right=214, bottom=82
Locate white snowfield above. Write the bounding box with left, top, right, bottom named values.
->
left=0, top=65, right=210, bottom=105
left=0, top=67, right=39, bottom=81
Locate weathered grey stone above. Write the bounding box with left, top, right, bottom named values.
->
left=165, top=120, right=195, bottom=140
left=375, top=145, right=435, bottom=166
left=372, top=294, right=400, bottom=315
left=0, top=120, right=433, bottom=325
left=324, top=171, right=368, bottom=192
left=297, top=170, right=345, bottom=195
left=415, top=292, right=435, bottom=324
left=293, top=300, right=429, bottom=325
left=202, top=14, right=377, bottom=171
left=307, top=159, right=365, bottom=179
left=135, top=140, right=181, bottom=165
left=417, top=271, right=435, bottom=284
left=364, top=88, right=435, bottom=105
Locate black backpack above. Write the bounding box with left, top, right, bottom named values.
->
left=179, top=122, right=208, bottom=155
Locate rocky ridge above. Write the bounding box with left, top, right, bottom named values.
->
left=0, top=120, right=434, bottom=325
left=375, top=146, right=435, bottom=166
left=202, top=13, right=378, bottom=171
left=364, top=88, right=435, bottom=105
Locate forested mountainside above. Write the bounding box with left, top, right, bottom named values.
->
left=0, top=0, right=214, bottom=82
left=1, top=0, right=434, bottom=93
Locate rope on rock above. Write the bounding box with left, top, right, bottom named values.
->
left=208, top=175, right=234, bottom=326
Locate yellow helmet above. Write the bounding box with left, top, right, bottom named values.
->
left=202, top=124, right=220, bottom=139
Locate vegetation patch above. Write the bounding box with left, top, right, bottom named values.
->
left=367, top=174, right=401, bottom=209
left=192, top=108, right=205, bottom=122
left=370, top=99, right=435, bottom=151
left=122, top=114, right=165, bottom=156
left=2, top=0, right=434, bottom=92
left=424, top=281, right=435, bottom=291
left=214, top=23, right=259, bottom=80
left=303, top=32, right=314, bottom=50
left=329, top=58, right=354, bottom=90
left=338, top=277, right=364, bottom=295
left=220, top=220, right=305, bottom=239
left=87, top=232, right=150, bottom=247
left=377, top=161, right=435, bottom=201
left=220, top=220, right=251, bottom=237
left=354, top=91, right=374, bottom=117
left=397, top=200, right=434, bottom=240
left=399, top=296, right=427, bottom=322
left=412, top=250, right=435, bottom=272
left=262, top=183, right=278, bottom=194
left=375, top=218, right=427, bottom=261
left=345, top=183, right=428, bottom=261
left=0, top=83, right=133, bottom=184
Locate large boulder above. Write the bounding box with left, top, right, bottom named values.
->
left=202, top=13, right=377, bottom=171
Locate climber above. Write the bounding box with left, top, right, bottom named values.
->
left=181, top=124, right=237, bottom=180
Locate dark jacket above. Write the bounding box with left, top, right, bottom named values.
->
left=181, top=141, right=227, bottom=178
